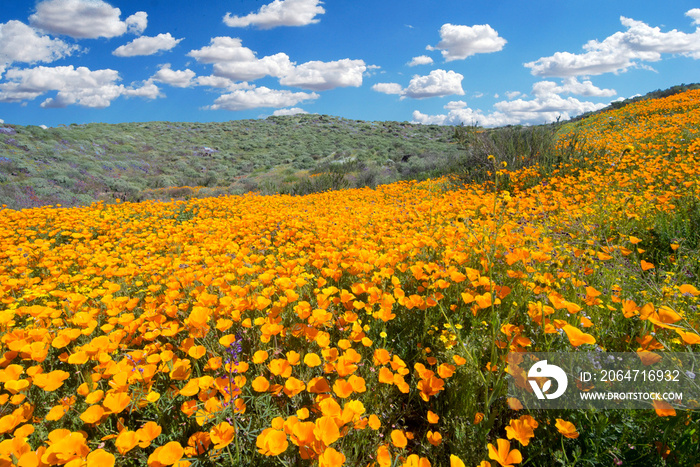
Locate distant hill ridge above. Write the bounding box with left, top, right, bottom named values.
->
left=0, top=114, right=462, bottom=209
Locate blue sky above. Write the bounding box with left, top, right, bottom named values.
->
left=1, top=0, right=699, bottom=127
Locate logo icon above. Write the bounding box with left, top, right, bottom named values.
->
left=528, top=360, right=568, bottom=400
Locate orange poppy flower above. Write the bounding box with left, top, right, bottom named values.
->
left=284, top=377, right=306, bottom=397
left=487, top=439, right=522, bottom=466
left=137, top=422, right=162, bottom=448
left=79, top=405, right=105, bottom=425
left=314, top=416, right=341, bottom=446
left=505, top=418, right=535, bottom=446
left=427, top=411, right=439, bottom=424
left=256, top=428, right=289, bottom=456
left=373, top=349, right=391, bottom=366
left=378, top=367, right=394, bottom=384
left=555, top=419, right=579, bottom=439
left=562, top=324, right=596, bottom=347
left=268, top=359, right=292, bottom=378
left=377, top=445, right=392, bottom=467
left=333, top=379, right=354, bottom=399
left=86, top=449, right=115, bottom=467
left=427, top=430, right=442, bottom=446
left=157, top=441, right=185, bottom=465
left=306, top=376, right=331, bottom=393
left=115, top=430, right=140, bottom=454
left=32, top=370, right=70, bottom=392
left=653, top=400, right=676, bottom=417
left=252, top=376, right=270, bottom=392
left=319, top=447, right=346, bottom=467
left=103, top=392, right=131, bottom=414
left=391, top=430, right=407, bottom=449
left=210, top=422, right=235, bottom=449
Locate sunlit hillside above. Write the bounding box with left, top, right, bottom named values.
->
left=0, top=90, right=699, bottom=466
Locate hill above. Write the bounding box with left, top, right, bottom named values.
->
left=0, top=114, right=462, bottom=209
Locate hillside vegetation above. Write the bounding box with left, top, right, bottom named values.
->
left=0, top=115, right=463, bottom=209
left=0, top=89, right=699, bottom=466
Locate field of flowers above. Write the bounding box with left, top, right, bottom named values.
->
left=1, top=90, right=699, bottom=466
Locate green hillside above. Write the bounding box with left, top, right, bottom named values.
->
left=0, top=114, right=463, bottom=209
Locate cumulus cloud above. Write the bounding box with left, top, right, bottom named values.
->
left=121, top=80, right=161, bottom=99
left=223, top=0, right=325, bottom=29
left=403, top=69, right=464, bottom=99
left=371, top=82, right=403, bottom=95
left=0, top=20, right=79, bottom=74
left=687, top=8, right=700, bottom=25
left=207, top=86, right=319, bottom=111
left=125, top=11, right=147, bottom=35
left=189, top=36, right=366, bottom=90
left=214, top=53, right=295, bottom=81
left=150, top=64, right=196, bottom=88
left=444, top=100, right=467, bottom=110
left=188, top=37, right=257, bottom=63
left=407, top=55, right=433, bottom=66
left=373, top=69, right=465, bottom=99
left=412, top=77, right=613, bottom=127
left=279, top=58, right=366, bottom=91
left=188, top=37, right=294, bottom=81
left=113, top=33, right=182, bottom=57
left=194, top=75, right=254, bottom=92
left=0, top=65, right=161, bottom=107
left=412, top=108, right=513, bottom=127
left=492, top=94, right=605, bottom=124
left=427, top=23, right=506, bottom=61
left=29, top=0, right=147, bottom=38
left=272, top=107, right=309, bottom=116
left=526, top=11, right=700, bottom=77
left=532, top=77, right=616, bottom=97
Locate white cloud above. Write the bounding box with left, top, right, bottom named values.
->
left=190, top=37, right=365, bottom=91
left=444, top=100, right=467, bottom=110
left=493, top=95, right=605, bottom=124
left=372, top=82, right=403, bottom=95
left=214, top=53, right=294, bottom=81
left=29, top=0, right=147, bottom=39
left=193, top=75, right=254, bottom=92
left=412, top=108, right=514, bottom=127
left=223, top=0, right=325, bottom=29
left=687, top=9, right=700, bottom=26
left=187, top=37, right=256, bottom=63
left=122, top=80, right=162, bottom=99
left=151, top=64, right=195, bottom=88
left=113, top=33, right=182, bottom=57
left=207, top=86, right=319, bottom=111
left=0, top=65, right=161, bottom=107
left=505, top=91, right=521, bottom=99
left=427, top=23, right=506, bottom=61
left=188, top=37, right=294, bottom=81
left=407, top=55, right=434, bottom=66
left=403, top=69, right=464, bottom=99
left=525, top=11, right=700, bottom=77
left=272, top=107, right=309, bottom=116
left=279, top=59, right=366, bottom=91
left=532, top=77, right=616, bottom=97
left=0, top=20, right=79, bottom=73
left=125, top=11, right=147, bottom=35
left=373, top=69, right=465, bottom=99
left=411, top=78, right=609, bottom=127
